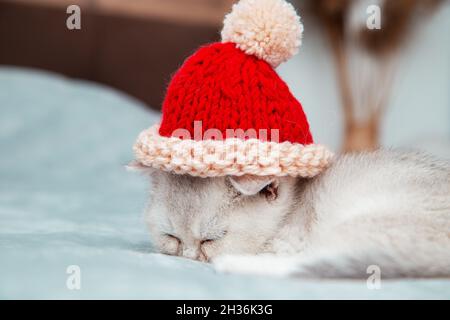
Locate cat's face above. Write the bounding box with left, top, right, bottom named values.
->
left=144, top=171, right=297, bottom=262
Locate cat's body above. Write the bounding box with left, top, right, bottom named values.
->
left=217, top=150, right=450, bottom=278
left=135, top=149, right=450, bottom=278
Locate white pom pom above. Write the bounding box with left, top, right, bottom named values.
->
left=221, top=0, right=303, bottom=68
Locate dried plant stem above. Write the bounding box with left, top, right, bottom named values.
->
left=325, top=22, right=380, bottom=153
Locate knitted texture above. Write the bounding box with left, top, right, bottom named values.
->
left=159, top=42, right=313, bottom=145
left=132, top=0, right=334, bottom=178
left=135, top=125, right=333, bottom=178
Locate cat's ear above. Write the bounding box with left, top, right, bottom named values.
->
left=229, top=175, right=277, bottom=196
left=126, top=160, right=155, bottom=175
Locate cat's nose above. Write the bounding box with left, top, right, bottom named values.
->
left=182, top=247, right=199, bottom=260
left=181, top=244, right=207, bottom=262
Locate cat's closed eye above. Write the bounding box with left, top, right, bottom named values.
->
left=166, top=234, right=180, bottom=241
left=161, top=233, right=181, bottom=255
left=200, top=230, right=228, bottom=247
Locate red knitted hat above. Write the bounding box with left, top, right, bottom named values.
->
left=134, top=0, right=333, bottom=177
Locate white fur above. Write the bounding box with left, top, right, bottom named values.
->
left=136, top=150, right=450, bottom=278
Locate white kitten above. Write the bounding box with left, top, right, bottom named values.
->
left=131, top=149, right=450, bottom=278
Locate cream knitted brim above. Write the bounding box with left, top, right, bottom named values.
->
left=133, top=125, right=334, bottom=178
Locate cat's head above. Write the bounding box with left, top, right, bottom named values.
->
left=130, top=163, right=297, bottom=262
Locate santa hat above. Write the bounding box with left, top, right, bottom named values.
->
left=133, top=0, right=333, bottom=178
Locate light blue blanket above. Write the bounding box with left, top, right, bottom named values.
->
left=0, top=67, right=448, bottom=299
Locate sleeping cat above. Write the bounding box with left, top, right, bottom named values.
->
left=129, top=149, right=450, bottom=278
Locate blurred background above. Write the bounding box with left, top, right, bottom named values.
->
left=1, top=0, right=449, bottom=154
